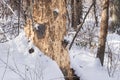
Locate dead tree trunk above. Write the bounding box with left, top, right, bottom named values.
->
left=97, top=0, right=109, bottom=66
left=24, top=0, right=73, bottom=80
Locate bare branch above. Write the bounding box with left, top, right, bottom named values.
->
left=69, top=1, right=95, bottom=50
left=0, top=58, right=25, bottom=80
left=1, top=45, right=10, bottom=80
left=2, top=0, right=16, bottom=16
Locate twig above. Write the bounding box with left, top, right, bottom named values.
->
left=1, top=45, right=10, bottom=80
left=0, top=58, right=25, bottom=80
left=12, top=56, right=24, bottom=76
left=2, top=0, right=17, bottom=16
left=23, top=64, right=42, bottom=80
left=69, top=1, right=95, bottom=50
left=28, top=68, right=33, bottom=80
left=18, top=0, right=21, bottom=35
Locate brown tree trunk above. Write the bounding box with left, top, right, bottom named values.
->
left=97, top=0, right=109, bottom=66
left=71, top=0, right=82, bottom=31
left=24, top=0, right=73, bottom=80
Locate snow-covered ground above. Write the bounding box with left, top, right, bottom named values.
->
left=70, top=48, right=120, bottom=80
left=0, top=31, right=64, bottom=80
left=69, top=33, right=120, bottom=80
left=0, top=0, right=120, bottom=79
left=0, top=30, right=120, bottom=80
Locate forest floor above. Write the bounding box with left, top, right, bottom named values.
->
left=0, top=31, right=120, bottom=80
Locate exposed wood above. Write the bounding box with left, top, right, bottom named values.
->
left=24, top=0, right=73, bottom=80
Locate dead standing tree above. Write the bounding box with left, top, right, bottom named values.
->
left=24, top=0, right=73, bottom=80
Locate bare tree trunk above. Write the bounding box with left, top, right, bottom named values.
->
left=71, top=0, right=82, bottom=31
left=97, top=0, right=109, bottom=66
left=24, top=0, right=73, bottom=80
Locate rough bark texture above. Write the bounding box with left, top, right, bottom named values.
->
left=24, top=0, right=73, bottom=80
left=71, top=0, right=82, bottom=31
left=97, top=0, right=109, bottom=66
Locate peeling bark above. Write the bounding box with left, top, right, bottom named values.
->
left=24, top=0, right=73, bottom=80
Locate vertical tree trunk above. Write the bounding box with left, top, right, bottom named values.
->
left=24, top=0, right=73, bottom=80
left=71, top=0, right=82, bottom=31
left=97, top=0, right=109, bottom=66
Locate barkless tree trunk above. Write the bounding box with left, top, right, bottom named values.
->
left=24, top=0, right=73, bottom=80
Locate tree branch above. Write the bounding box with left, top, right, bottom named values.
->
left=2, top=0, right=17, bottom=16
left=69, top=1, right=95, bottom=50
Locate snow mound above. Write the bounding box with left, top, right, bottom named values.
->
left=0, top=31, right=64, bottom=80
left=70, top=47, right=120, bottom=80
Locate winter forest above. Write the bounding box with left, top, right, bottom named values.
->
left=0, top=0, right=120, bottom=80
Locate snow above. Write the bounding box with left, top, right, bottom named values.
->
left=34, top=24, right=39, bottom=30
left=2, top=32, right=119, bottom=80
left=70, top=47, right=120, bottom=80
left=0, top=29, right=120, bottom=80
left=69, top=33, right=120, bottom=80
left=0, top=0, right=120, bottom=79
left=53, top=8, right=59, bottom=13
left=0, top=31, right=64, bottom=80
